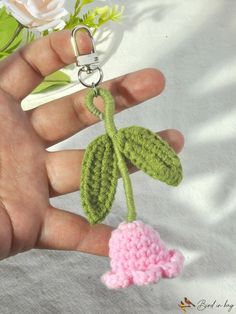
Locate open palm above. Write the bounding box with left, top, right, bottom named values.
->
left=0, top=30, right=184, bottom=260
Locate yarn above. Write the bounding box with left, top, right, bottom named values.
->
left=80, top=88, right=183, bottom=224
left=79, top=87, right=185, bottom=289
left=116, top=125, right=182, bottom=186
left=80, top=134, right=119, bottom=224
left=101, top=220, right=185, bottom=289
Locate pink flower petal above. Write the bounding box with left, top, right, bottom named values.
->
left=101, top=271, right=132, bottom=289
left=101, top=220, right=185, bottom=289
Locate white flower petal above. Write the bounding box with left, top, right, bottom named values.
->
left=35, top=18, right=65, bottom=32
left=31, top=8, right=68, bottom=20
left=3, top=0, right=68, bottom=30
left=4, top=4, right=33, bottom=25
left=47, top=0, right=63, bottom=10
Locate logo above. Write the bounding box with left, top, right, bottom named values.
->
left=178, top=297, right=196, bottom=313
left=178, top=297, right=235, bottom=313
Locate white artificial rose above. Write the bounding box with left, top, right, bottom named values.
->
left=2, top=0, right=68, bottom=32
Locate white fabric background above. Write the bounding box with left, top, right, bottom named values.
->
left=1, top=0, right=236, bottom=313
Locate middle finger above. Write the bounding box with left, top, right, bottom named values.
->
left=27, top=68, right=165, bottom=148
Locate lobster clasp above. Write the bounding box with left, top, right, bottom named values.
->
left=71, top=25, right=99, bottom=69
left=71, top=25, right=103, bottom=89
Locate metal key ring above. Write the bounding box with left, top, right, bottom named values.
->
left=78, top=66, right=103, bottom=88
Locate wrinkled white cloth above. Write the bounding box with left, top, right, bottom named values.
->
left=1, top=0, right=236, bottom=313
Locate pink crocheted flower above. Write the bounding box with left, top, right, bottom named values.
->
left=101, top=220, right=184, bottom=289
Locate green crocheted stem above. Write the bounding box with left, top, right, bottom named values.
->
left=85, top=87, right=137, bottom=222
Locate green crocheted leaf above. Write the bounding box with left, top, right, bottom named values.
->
left=116, top=126, right=183, bottom=186
left=80, top=134, right=118, bottom=224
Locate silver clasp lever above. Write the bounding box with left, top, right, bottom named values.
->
left=71, top=25, right=103, bottom=89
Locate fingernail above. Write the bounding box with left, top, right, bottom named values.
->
left=75, top=29, right=93, bottom=55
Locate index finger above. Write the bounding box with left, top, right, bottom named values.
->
left=0, top=30, right=91, bottom=101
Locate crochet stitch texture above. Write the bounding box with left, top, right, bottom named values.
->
left=116, top=126, right=182, bottom=186
left=101, top=220, right=184, bottom=289
left=80, top=133, right=118, bottom=224
left=80, top=88, right=183, bottom=224
left=79, top=87, right=185, bottom=289
left=72, top=24, right=185, bottom=289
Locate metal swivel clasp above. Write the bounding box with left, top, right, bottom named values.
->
left=71, top=25, right=103, bottom=89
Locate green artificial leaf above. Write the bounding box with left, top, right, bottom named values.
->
left=80, top=134, right=118, bottom=224
left=75, top=0, right=94, bottom=13
left=64, top=2, right=124, bottom=31
left=64, top=0, right=94, bottom=30
left=96, top=5, right=124, bottom=24
left=32, top=71, right=71, bottom=94
left=25, top=30, right=35, bottom=44
left=116, top=126, right=183, bottom=186
left=79, top=5, right=124, bottom=31
left=0, top=51, right=10, bottom=59
left=0, top=7, right=23, bottom=60
left=64, top=15, right=79, bottom=30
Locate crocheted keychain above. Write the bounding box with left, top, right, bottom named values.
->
left=71, top=26, right=185, bottom=289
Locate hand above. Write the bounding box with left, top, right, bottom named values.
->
left=0, top=30, right=184, bottom=260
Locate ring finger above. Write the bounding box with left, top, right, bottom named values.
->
left=46, top=129, right=185, bottom=197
